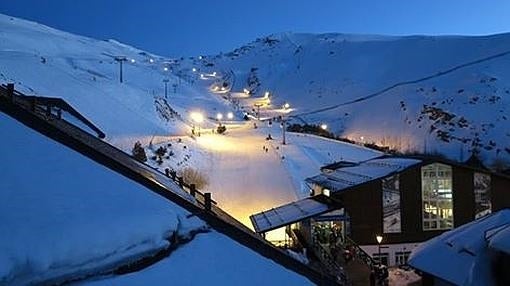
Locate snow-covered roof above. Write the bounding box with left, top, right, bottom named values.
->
left=306, top=157, right=421, bottom=193
left=250, top=196, right=335, bottom=233
left=408, top=209, right=510, bottom=285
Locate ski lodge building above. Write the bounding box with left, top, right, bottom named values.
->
left=250, top=155, right=510, bottom=266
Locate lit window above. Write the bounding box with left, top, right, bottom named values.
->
left=421, top=163, right=454, bottom=230
left=395, top=251, right=411, bottom=265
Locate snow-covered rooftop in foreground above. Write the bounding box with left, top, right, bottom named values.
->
left=83, top=231, right=313, bottom=286
left=0, top=112, right=314, bottom=285
left=408, top=209, right=510, bottom=286
left=0, top=112, right=199, bottom=285
left=306, top=157, right=421, bottom=193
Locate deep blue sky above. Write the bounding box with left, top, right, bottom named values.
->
left=1, top=0, right=509, bottom=57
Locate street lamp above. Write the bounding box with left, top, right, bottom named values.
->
left=216, top=113, right=223, bottom=126
left=376, top=235, right=383, bottom=265
left=254, top=103, right=263, bottom=120
left=190, top=111, right=204, bottom=136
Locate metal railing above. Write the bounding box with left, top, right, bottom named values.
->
left=343, top=236, right=378, bottom=269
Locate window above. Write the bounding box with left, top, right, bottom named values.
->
left=372, top=253, right=389, bottom=266
left=474, top=173, right=491, bottom=219
left=395, top=251, right=411, bottom=265
left=421, top=163, right=454, bottom=230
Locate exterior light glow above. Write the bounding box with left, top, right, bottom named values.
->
left=376, top=235, right=383, bottom=244
left=216, top=113, right=223, bottom=120
left=163, top=67, right=169, bottom=71
left=190, top=112, right=204, bottom=123
left=283, top=103, right=290, bottom=109
left=321, top=124, right=328, bottom=130
left=130, top=59, right=136, bottom=63
left=192, top=67, right=197, bottom=72
left=322, top=188, right=331, bottom=197
left=227, top=112, right=234, bottom=120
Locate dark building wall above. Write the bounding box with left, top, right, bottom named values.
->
left=340, top=180, right=381, bottom=245
left=492, top=175, right=510, bottom=211
left=452, top=165, right=475, bottom=226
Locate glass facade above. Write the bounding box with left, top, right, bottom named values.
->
left=421, top=163, right=454, bottom=230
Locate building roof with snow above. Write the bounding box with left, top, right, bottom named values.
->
left=408, top=209, right=510, bottom=285
left=306, top=157, right=422, bottom=193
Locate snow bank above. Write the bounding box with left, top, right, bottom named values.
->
left=0, top=112, right=205, bottom=285
left=83, top=231, right=314, bottom=286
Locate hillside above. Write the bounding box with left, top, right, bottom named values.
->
left=182, top=32, right=510, bottom=167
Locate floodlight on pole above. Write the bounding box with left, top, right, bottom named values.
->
left=190, top=111, right=204, bottom=136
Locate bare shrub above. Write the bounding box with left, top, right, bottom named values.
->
left=179, top=167, right=209, bottom=189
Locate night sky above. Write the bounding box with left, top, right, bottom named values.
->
left=1, top=0, right=509, bottom=57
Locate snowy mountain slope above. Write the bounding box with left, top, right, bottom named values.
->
left=0, top=14, right=234, bottom=150
left=0, top=12, right=386, bottom=242
left=187, top=32, right=510, bottom=166
left=0, top=103, right=314, bottom=285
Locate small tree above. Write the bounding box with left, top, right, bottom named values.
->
left=179, top=167, right=209, bottom=189
left=132, top=141, right=147, bottom=162
left=217, top=125, right=227, bottom=134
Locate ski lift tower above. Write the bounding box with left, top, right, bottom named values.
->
left=114, top=56, right=128, bottom=83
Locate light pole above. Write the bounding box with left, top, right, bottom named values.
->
left=163, top=79, right=169, bottom=98
left=190, top=112, right=204, bottom=136
left=254, top=103, right=263, bottom=120
left=114, top=56, right=127, bottom=83
left=216, top=113, right=223, bottom=126
left=376, top=235, right=383, bottom=265
left=282, top=103, right=290, bottom=145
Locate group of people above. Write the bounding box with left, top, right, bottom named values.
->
left=370, top=264, right=389, bottom=286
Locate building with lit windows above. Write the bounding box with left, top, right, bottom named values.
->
left=251, top=155, right=510, bottom=268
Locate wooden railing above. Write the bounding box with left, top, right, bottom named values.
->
left=0, top=83, right=106, bottom=139
left=163, top=168, right=217, bottom=210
